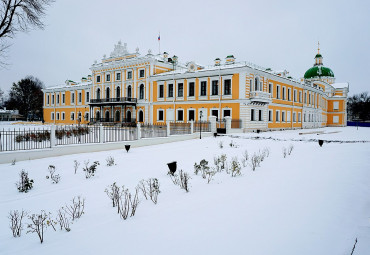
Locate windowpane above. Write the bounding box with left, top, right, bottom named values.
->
left=158, top=110, right=164, bottom=121
left=201, top=81, right=207, bottom=96
left=178, top=83, right=183, bottom=97
left=177, top=110, right=184, bottom=121
left=189, top=82, right=195, bottom=97
left=159, top=85, right=164, bottom=98
left=188, top=110, right=195, bottom=121
left=224, top=79, right=231, bottom=95
left=168, top=84, right=173, bottom=97
left=212, top=80, right=218, bottom=95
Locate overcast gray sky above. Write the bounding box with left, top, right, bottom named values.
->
left=0, top=0, right=369, bottom=95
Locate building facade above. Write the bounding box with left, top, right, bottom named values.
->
left=43, top=42, right=348, bottom=131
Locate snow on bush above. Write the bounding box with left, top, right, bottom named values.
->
left=46, top=165, right=61, bottom=184
left=8, top=209, right=27, bottom=237
left=83, top=160, right=100, bottom=179
left=106, top=156, right=115, bottom=166
left=16, top=169, right=34, bottom=193
left=27, top=210, right=49, bottom=244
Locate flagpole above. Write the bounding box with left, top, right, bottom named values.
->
left=158, top=32, right=161, bottom=55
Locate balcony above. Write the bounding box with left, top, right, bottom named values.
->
left=250, top=91, right=272, bottom=104
left=89, top=97, right=137, bottom=105
left=90, top=118, right=137, bottom=127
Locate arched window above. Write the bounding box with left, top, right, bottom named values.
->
left=115, top=111, right=120, bottom=122
left=255, top=77, right=259, bottom=91
left=97, top=88, right=101, bottom=100
left=139, top=84, right=144, bottom=99
left=85, top=112, right=89, bottom=121
left=116, top=87, right=120, bottom=99
left=127, top=85, right=132, bottom=98
left=105, top=111, right=110, bottom=122
left=126, top=111, right=131, bottom=122
left=106, top=87, right=110, bottom=99
left=138, top=110, right=144, bottom=122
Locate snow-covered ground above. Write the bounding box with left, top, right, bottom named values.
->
left=0, top=127, right=369, bottom=255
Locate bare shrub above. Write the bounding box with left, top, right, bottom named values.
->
left=118, top=188, right=131, bottom=220
left=263, top=147, right=270, bottom=158
left=218, top=141, right=223, bottom=149
left=179, top=170, right=191, bottom=192
left=241, top=158, right=247, bottom=168
left=64, top=196, right=85, bottom=221
left=11, top=159, right=16, bottom=165
left=56, top=209, right=70, bottom=232
left=130, top=187, right=140, bottom=217
left=137, top=179, right=148, bottom=200
left=214, top=154, right=227, bottom=172
left=243, top=150, right=249, bottom=161
left=105, top=182, right=121, bottom=211
left=194, top=159, right=210, bottom=178
left=230, top=157, right=242, bottom=177
left=27, top=210, right=49, bottom=244
left=250, top=153, right=261, bottom=171
left=8, top=210, right=27, bottom=237
left=16, top=170, right=34, bottom=193
left=287, top=144, right=294, bottom=155
left=47, top=165, right=61, bottom=184
left=83, top=160, right=99, bottom=179
left=147, top=178, right=160, bottom=204
left=282, top=147, right=287, bottom=158
left=205, top=169, right=216, bottom=184
left=106, top=156, right=115, bottom=166
left=73, top=160, right=80, bottom=174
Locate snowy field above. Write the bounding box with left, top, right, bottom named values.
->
left=0, top=127, right=369, bottom=255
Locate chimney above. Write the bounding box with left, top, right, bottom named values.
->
left=225, top=55, right=235, bottom=65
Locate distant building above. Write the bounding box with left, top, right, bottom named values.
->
left=0, top=108, right=21, bottom=121
left=42, top=42, right=348, bottom=130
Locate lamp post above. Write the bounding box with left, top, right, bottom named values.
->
left=199, top=111, right=203, bottom=139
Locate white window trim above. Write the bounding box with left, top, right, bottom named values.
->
left=187, top=108, right=196, bottom=121
left=106, top=72, right=111, bottom=82
left=258, top=109, right=263, bottom=121
left=77, top=90, right=83, bottom=105
left=268, top=109, right=273, bottom=122
left=176, top=79, right=185, bottom=100
left=276, top=85, right=281, bottom=99
left=158, top=83, right=165, bottom=101
left=298, top=112, right=302, bottom=122
left=96, top=75, right=101, bottom=83
left=85, top=91, right=90, bottom=104
left=282, top=86, right=286, bottom=100
left=176, top=109, right=184, bottom=122
left=268, top=83, right=273, bottom=94
left=56, top=112, right=60, bottom=120
left=61, top=92, right=65, bottom=105
left=198, top=78, right=208, bottom=99
left=275, top=110, right=280, bottom=122
left=138, top=68, right=145, bottom=79
left=187, top=79, right=196, bottom=99
left=61, top=112, right=65, bottom=120
left=51, top=112, right=54, bottom=121
left=288, top=88, right=291, bottom=101
left=282, top=110, right=286, bottom=122
left=333, top=101, right=339, bottom=110
left=222, top=75, right=233, bottom=97
left=115, top=71, right=121, bottom=81
left=210, top=108, right=219, bottom=119
left=70, top=91, right=75, bottom=105
left=222, top=108, right=232, bottom=118
left=70, top=112, right=75, bottom=121
left=126, top=69, right=133, bottom=80
left=287, top=111, right=291, bottom=122
left=211, top=79, right=220, bottom=97
left=167, top=81, right=174, bottom=99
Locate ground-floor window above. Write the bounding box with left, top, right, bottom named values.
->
left=251, top=109, right=255, bottom=121
left=258, top=110, right=263, bottom=121
left=158, top=110, right=164, bottom=121
left=276, top=110, right=280, bottom=122
left=188, top=109, right=195, bottom=121
left=268, top=110, right=272, bottom=122
left=177, top=109, right=184, bottom=121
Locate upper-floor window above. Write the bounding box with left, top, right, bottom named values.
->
left=288, top=88, right=291, bottom=101
left=168, top=84, right=173, bottom=97
left=62, top=93, right=65, bottom=104
left=224, top=79, right=231, bottom=95
left=106, top=74, right=111, bottom=82
left=106, top=87, right=110, bottom=99
left=127, top=85, right=132, bottom=98
left=333, top=101, right=339, bottom=110
left=97, top=88, right=101, bottom=100
left=86, top=92, right=90, bottom=103
left=127, top=71, right=132, bottom=79
left=268, top=83, right=273, bottom=94
left=189, top=82, right=195, bottom=97
left=139, top=84, right=144, bottom=99
left=282, top=87, right=286, bottom=100
left=294, top=90, right=297, bottom=102
left=276, top=85, right=280, bottom=99
left=52, top=94, right=55, bottom=104
left=299, top=91, right=302, bottom=103
left=96, top=75, right=101, bottom=83
left=178, top=83, right=184, bottom=97
left=78, top=92, right=82, bottom=103
left=139, top=69, right=145, bottom=78
left=212, top=80, right=218, bottom=95
left=200, top=81, right=207, bottom=96
left=57, top=94, right=60, bottom=104
left=159, top=85, right=164, bottom=98
left=47, top=95, right=50, bottom=105
left=71, top=93, right=75, bottom=104
left=116, top=72, right=121, bottom=81
left=116, top=87, right=120, bottom=99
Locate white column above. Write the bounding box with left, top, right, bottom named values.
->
left=50, top=125, right=56, bottom=148
left=210, top=116, right=217, bottom=133
left=190, top=120, right=194, bottom=134
left=225, top=116, right=231, bottom=134
left=166, top=120, right=171, bottom=136
left=137, top=123, right=141, bottom=139
left=99, top=124, right=104, bottom=143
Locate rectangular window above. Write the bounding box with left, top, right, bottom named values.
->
left=251, top=109, right=255, bottom=121
left=287, top=111, right=291, bottom=122
left=177, top=109, right=184, bottom=121
left=189, top=82, right=195, bottom=97
left=71, top=92, right=75, bottom=104
left=333, top=116, right=339, bottom=123
left=276, top=86, right=280, bottom=99
left=96, top=75, right=101, bottom=83
left=304, top=92, right=307, bottom=103
left=47, top=95, right=50, bottom=105
left=211, top=109, right=218, bottom=120
left=51, top=112, right=54, bottom=120
left=309, top=93, right=311, bottom=104
left=212, top=80, right=218, bottom=95
left=106, top=74, right=111, bottom=82
left=294, top=90, right=297, bottom=102
left=159, top=85, right=164, bottom=98
left=62, top=112, right=65, bottom=120
left=188, top=109, right=195, bottom=121
left=299, top=91, right=302, bottom=103
left=276, top=110, right=280, bottom=122
left=258, top=110, right=262, bottom=121
left=52, top=95, right=55, bottom=104
left=200, top=81, right=207, bottom=96
left=298, top=112, right=301, bottom=122
left=282, top=111, right=286, bottom=122
left=116, top=72, right=121, bottom=81
left=78, top=92, right=82, bottom=103
left=282, top=87, right=286, bottom=100
left=168, top=84, right=173, bottom=97
left=62, top=94, right=65, bottom=104
left=268, top=83, right=273, bottom=94
left=288, top=88, right=291, bottom=101
left=139, top=69, right=145, bottom=78
left=57, top=94, right=60, bottom=104
left=178, top=83, right=184, bottom=97
left=333, top=101, right=339, bottom=110
left=86, top=92, right=90, bottom=103
left=71, top=113, right=75, bottom=121
left=268, top=110, right=272, bottom=122
left=158, top=110, right=164, bottom=121
left=127, top=71, right=132, bottom=79
left=56, top=112, right=60, bottom=120
left=293, top=112, right=296, bottom=122
left=223, top=109, right=231, bottom=117
left=224, top=79, right=231, bottom=95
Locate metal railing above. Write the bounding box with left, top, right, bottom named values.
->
left=141, top=123, right=167, bottom=138
left=194, top=121, right=211, bottom=132
left=55, top=125, right=100, bottom=145
left=90, top=97, right=137, bottom=104
left=0, top=128, right=51, bottom=152
left=169, top=122, right=191, bottom=135
left=103, top=126, right=138, bottom=142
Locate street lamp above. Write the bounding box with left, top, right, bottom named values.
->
left=199, top=111, right=203, bottom=139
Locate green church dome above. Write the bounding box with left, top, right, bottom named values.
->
left=304, top=66, right=335, bottom=79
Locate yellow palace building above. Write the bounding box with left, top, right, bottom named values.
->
left=43, top=41, right=348, bottom=131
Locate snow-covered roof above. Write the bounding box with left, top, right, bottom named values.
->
left=44, top=81, right=92, bottom=91
left=331, top=82, right=349, bottom=89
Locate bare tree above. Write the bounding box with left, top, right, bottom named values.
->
left=8, top=209, right=27, bottom=237
left=73, top=160, right=80, bottom=174
left=27, top=210, right=49, bottom=243
left=0, top=0, right=55, bottom=64
left=63, top=196, right=85, bottom=221
left=56, top=208, right=70, bottom=232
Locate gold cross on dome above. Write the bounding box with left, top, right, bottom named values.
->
left=318, top=41, right=320, bottom=54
